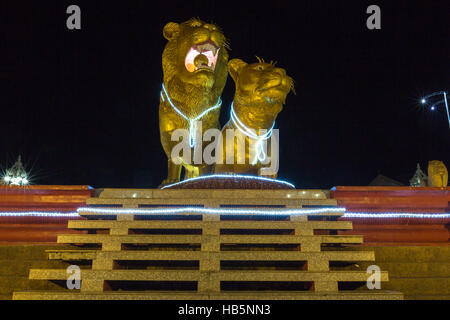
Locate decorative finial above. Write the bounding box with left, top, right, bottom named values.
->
left=409, top=163, right=427, bottom=187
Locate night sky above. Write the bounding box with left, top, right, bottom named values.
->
left=2, top=0, right=449, bottom=189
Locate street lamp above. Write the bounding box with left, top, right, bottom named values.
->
left=420, top=91, right=450, bottom=129
left=2, top=156, right=30, bottom=186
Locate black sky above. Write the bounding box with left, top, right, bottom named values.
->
left=1, top=0, right=449, bottom=188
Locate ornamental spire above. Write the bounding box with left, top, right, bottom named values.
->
left=409, top=163, right=427, bottom=187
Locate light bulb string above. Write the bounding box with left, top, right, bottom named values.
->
left=230, top=102, right=275, bottom=163
left=161, top=83, right=222, bottom=147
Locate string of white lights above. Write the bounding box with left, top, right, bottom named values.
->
left=0, top=212, right=79, bottom=217
left=161, top=83, right=222, bottom=147
left=0, top=209, right=448, bottom=218
left=343, top=212, right=450, bottom=219
left=230, top=102, right=275, bottom=164
left=77, top=206, right=346, bottom=215
left=160, top=174, right=296, bottom=189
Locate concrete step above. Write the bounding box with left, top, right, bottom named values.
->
left=360, top=246, right=450, bottom=263
left=406, top=295, right=450, bottom=300
left=12, top=290, right=404, bottom=300
left=358, top=262, right=450, bottom=277
left=381, top=277, right=450, bottom=295
left=0, top=276, right=65, bottom=295
left=0, top=260, right=69, bottom=277
left=0, top=277, right=40, bottom=294
left=0, top=245, right=75, bottom=260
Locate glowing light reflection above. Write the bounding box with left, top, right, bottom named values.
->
left=160, top=83, right=222, bottom=148
left=230, top=102, right=275, bottom=164
left=160, top=174, right=295, bottom=189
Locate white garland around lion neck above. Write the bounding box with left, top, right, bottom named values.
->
left=161, top=83, right=222, bottom=148
left=230, top=101, right=275, bottom=165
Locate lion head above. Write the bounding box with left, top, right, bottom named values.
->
left=428, top=160, right=448, bottom=187
left=162, top=18, right=229, bottom=99
left=228, top=57, right=294, bottom=128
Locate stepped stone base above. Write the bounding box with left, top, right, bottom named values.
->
left=6, top=187, right=448, bottom=300
left=11, top=187, right=399, bottom=300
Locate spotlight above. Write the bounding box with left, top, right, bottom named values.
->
left=420, top=91, right=449, bottom=128
left=2, top=156, right=30, bottom=186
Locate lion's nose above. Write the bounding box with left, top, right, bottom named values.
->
left=274, top=68, right=286, bottom=77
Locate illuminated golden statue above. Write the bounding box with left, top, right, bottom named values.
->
left=427, top=160, right=448, bottom=187
left=159, top=18, right=229, bottom=185
left=215, top=57, right=294, bottom=177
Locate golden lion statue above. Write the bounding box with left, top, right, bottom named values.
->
left=215, top=57, right=294, bottom=177
left=159, top=18, right=229, bottom=186
left=428, top=160, right=448, bottom=187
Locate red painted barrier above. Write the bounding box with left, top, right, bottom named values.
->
left=0, top=185, right=92, bottom=243
left=332, top=186, right=450, bottom=245
left=1, top=185, right=448, bottom=245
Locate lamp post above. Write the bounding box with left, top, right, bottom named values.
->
left=421, top=91, right=450, bottom=129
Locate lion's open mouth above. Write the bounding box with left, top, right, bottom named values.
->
left=185, top=40, right=220, bottom=73
left=259, top=86, right=290, bottom=105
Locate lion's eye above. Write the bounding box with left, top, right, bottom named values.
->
left=257, top=66, right=264, bottom=70
left=191, top=21, right=202, bottom=27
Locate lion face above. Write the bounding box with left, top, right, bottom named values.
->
left=228, top=58, right=294, bottom=116
left=162, top=19, right=229, bottom=90
left=428, top=160, right=448, bottom=187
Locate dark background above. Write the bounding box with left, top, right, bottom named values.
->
left=1, top=0, right=449, bottom=188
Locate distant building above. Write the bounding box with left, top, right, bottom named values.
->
left=369, top=174, right=404, bottom=186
